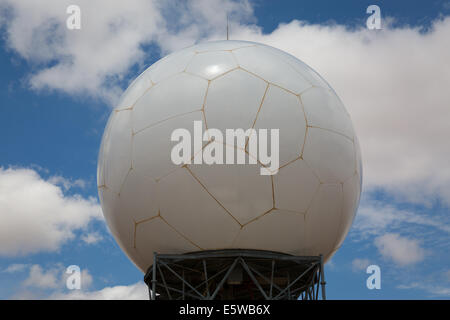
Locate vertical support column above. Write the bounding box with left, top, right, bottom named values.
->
left=319, top=254, right=326, bottom=300
left=151, top=252, right=157, bottom=300
left=182, top=270, right=185, bottom=299
left=203, top=259, right=210, bottom=299
left=286, top=272, right=291, bottom=300
left=269, top=259, right=275, bottom=299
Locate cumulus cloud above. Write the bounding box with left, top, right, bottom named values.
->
left=49, top=281, right=148, bottom=300
left=23, top=265, right=60, bottom=289
left=0, top=0, right=159, bottom=102
left=374, top=233, right=426, bottom=266
left=80, top=232, right=103, bottom=244
left=351, top=258, right=370, bottom=272
left=12, top=264, right=96, bottom=298
left=2, top=263, right=28, bottom=273
left=0, top=0, right=253, bottom=103
left=353, top=200, right=450, bottom=238
left=351, top=200, right=449, bottom=263
left=62, top=268, right=93, bottom=290
left=397, top=282, right=450, bottom=297
left=0, top=167, right=102, bottom=256
left=13, top=263, right=146, bottom=300
left=47, top=175, right=87, bottom=191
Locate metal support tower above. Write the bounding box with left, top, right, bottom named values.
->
left=144, top=249, right=326, bottom=300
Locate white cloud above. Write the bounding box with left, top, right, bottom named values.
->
left=60, top=267, right=93, bottom=290
left=0, top=0, right=253, bottom=104
left=0, top=0, right=160, bottom=102
left=23, top=265, right=60, bottom=289
left=2, top=263, right=28, bottom=273
left=47, top=175, right=87, bottom=191
left=351, top=258, right=370, bottom=272
left=62, top=268, right=93, bottom=290
left=9, top=263, right=146, bottom=299
left=374, top=233, right=426, bottom=266
left=10, top=263, right=152, bottom=300
left=353, top=200, right=450, bottom=238
left=80, top=232, right=103, bottom=244
left=0, top=167, right=102, bottom=256
left=153, top=0, right=255, bottom=53
left=12, top=264, right=95, bottom=298
left=397, top=282, right=450, bottom=297
left=49, top=281, right=148, bottom=300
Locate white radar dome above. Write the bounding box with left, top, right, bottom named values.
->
left=98, top=40, right=362, bottom=273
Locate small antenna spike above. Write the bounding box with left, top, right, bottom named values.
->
left=226, top=14, right=229, bottom=40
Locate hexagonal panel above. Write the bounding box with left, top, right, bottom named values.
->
left=103, top=110, right=133, bottom=194
left=158, top=167, right=240, bottom=249
left=97, top=112, right=115, bottom=187
left=333, top=173, right=361, bottom=250
left=305, top=184, right=343, bottom=258
left=133, top=73, right=207, bottom=133
left=100, top=187, right=147, bottom=271
left=204, top=69, right=267, bottom=138
left=116, top=169, right=159, bottom=223
left=249, top=85, right=306, bottom=168
left=186, top=51, right=238, bottom=80
left=254, top=44, right=332, bottom=90
left=303, top=127, right=355, bottom=183
left=194, top=40, right=256, bottom=52
left=301, top=87, right=354, bottom=139
left=135, top=217, right=199, bottom=270
left=98, top=186, right=119, bottom=238
left=188, top=142, right=273, bottom=225
left=233, top=46, right=312, bottom=94
left=354, top=135, right=363, bottom=187
left=132, top=111, right=206, bottom=180
left=115, top=69, right=153, bottom=110
left=148, top=47, right=196, bottom=84
left=273, top=159, right=320, bottom=213
left=233, top=210, right=307, bottom=255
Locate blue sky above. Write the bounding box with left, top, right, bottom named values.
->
left=0, top=0, right=449, bottom=299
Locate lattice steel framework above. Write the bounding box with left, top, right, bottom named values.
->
left=144, top=249, right=326, bottom=300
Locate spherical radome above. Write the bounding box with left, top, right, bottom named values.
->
left=97, top=40, right=362, bottom=273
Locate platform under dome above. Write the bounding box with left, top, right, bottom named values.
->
left=144, top=249, right=326, bottom=300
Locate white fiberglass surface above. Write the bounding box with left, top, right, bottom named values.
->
left=98, top=40, right=362, bottom=271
